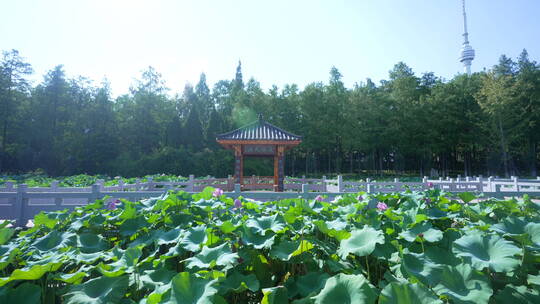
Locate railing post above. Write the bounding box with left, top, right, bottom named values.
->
left=457, top=175, right=461, bottom=182
left=513, top=176, right=519, bottom=192
left=146, top=177, right=154, bottom=191
left=227, top=175, right=233, bottom=191
left=322, top=175, right=327, bottom=192
left=97, top=179, right=105, bottom=191
left=338, top=175, right=343, bottom=192
left=51, top=180, right=59, bottom=192
left=118, top=180, right=125, bottom=191
left=91, top=184, right=100, bottom=203
left=302, top=184, right=309, bottom=194
left=487, top=176, right=493, bottom=192
left=495, top=184, right=501, bottom=193
left=135, top=178, right=141, bottom=190
left=51, top=181, right=62, bottom=206
left=367, top=183, right=372, bottom=194
left=187, top=174, right=195, bottom=192
left=15, top=184, right=28, bottom=227
left=465, top=176, right=470, bottom=182
left=234, top=183, right=241, bottom=194
left=422, top=176, right=428, bottom=183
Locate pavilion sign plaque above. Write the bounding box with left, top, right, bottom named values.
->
left=243, top=145, right=276, bottom=156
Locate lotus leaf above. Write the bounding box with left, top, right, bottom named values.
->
left=379, top=282, right=442, bottom=304
left=64, top=275, right=129, bottom=304
left=452, top=232, right=521, bottom=272
left=337, top=226, right=384, bottom=258
left=312, top=273, right=376, bottom=304
left=185, top=243, right=238, bottom=269
left=433, top=263, right=492, bottom=304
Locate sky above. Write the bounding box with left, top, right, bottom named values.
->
left=1, top=0, right=540, bottom=96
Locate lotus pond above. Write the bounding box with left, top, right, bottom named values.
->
left=0, top=188, right=539, bottom=303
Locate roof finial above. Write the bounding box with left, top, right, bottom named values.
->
left=258, top=113, right=263, bottom=121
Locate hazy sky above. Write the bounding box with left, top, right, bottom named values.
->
left=1, top=0, right=539, bottom=96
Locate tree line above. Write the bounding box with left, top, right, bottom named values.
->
left=1, top=49, right=539, bottom=178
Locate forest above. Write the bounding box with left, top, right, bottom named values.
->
left=0, top=49, right=539, bottom=178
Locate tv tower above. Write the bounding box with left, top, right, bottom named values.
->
left=459, top=0, right=475, bottom=75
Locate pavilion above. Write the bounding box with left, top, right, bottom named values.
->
left=216, top=115, right=302, bottom=191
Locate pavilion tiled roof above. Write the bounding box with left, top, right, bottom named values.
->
left=216, top=116, right=302, bottom=142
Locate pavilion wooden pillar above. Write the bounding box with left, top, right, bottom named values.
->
left=234, top=145, right=243, bottom=186
left=277, top=146, right=285, bottom=191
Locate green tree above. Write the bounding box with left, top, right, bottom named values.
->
left=0, top=49, right=32, bottom=171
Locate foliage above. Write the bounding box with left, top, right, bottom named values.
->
left=0, top=188, right=539, bottom=303
left=1, top=49, right=540, bottom=177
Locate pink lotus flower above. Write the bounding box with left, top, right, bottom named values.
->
left=376, top=202, right=388, bottom=211
left=234, top=199, right=242, bottom=209
left=315, top=195, right=324, bottom=202
left=357, top=195, right=363, bottom=201
left=427, top=182, right=434, bottom=188
left=424, top=198, right=432, bottom=204
left=213, top=188, right=224, bottom=198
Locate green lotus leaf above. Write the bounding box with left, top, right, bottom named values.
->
left=314, top=220, right=350, bottom=241
left=262, top=286, right=288, bottom=304
left=33, top=212, right=58, bottom=229
left=0, top=228, right=14, bottom=245
left=140, top=268, right=177, bottom=290
left=525, top=222, right=540, bottom=245
left=245, top=214, right=286, bottom=235
left=64, top=275, right=129, bottom=304
left=5, top=282, right=41, bottom=304
left=452, top=233, right=521, bottom=272
left=492, top=284, right=540, bottom=304
left=119, top=201, right=137, bottom=220
left=379, top=282, right=442, bottom=304
left=294, top=272, right=330, bottom=298
left=219, top=221, right=237, bottom=234
left=337, top=226, right=384, bottom=258
left=399, top=222, right=443, bottom=243
left=97, top=262, right=126, bottom=277
left=180, top=225, right=208, bottom=252
left=458, top=192, right=476, bottom=204
left=527, top=274, right=540, bottom=286
left=241, top=226, right=276, bottom=249
left=123, top=246, right=143, bottom=267
left=69, top=251, right=109, bottom=265
left=0, top=243, right=18, bottom=271
left=53, top=271, right=88, bottom=284
left=185, top=243, right=238, bottom=269
left=154, top=228, right=183, bottom=246
left=401, top=251, right=446, bottom=286
left=219, top=271, right=260, bottom=293
left=119, top=216, right=147, bottom=236
left=160, top=272, right=218, bottom=304
left=77, top=233, right=109, bottom=253
left=433, top=263, right=492, bottom=304
left=270, top=240, right=314, bottom=261
left=491, top=216, right=528, bottom=235
left=33, top=230, right=76, bottom=252
left=312, top=273, right=376, bottom=304
left=0, top=262, right=62, bottom=287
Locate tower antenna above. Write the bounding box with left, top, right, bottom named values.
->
left=459, top=0, right=475, bottom=75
